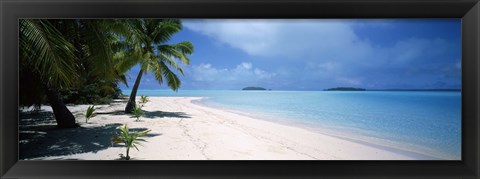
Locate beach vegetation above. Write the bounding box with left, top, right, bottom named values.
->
left=19, top=19, right=132, bottom=128
left=123, top=19, right=194, bottom=113
left=60, top=81, right=123, bottom=105
left=20, top=19, right=78, bottom=128
left=112, top=125, right=151, bottom=160
left=139, top=95, right=149, bottom=105
left=19, top=19, right=194, bottom=128
left=132, top=105, right=144, bottom=122
left=85, top=105, right=96, bottom=123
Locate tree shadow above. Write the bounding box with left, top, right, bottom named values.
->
left=142, top=110, right=191, bottom=119
left=20, top=110, right=57, bottom=126
left=96, top=110, right=126, bottom=116
left=19, top=110, right=58, bottom=145
left=125, top=127, right=160, bottom=138
left=20, top=110, right=161, bottom=160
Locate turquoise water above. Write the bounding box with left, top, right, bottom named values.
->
left=123, top=89, right=461, bottom=160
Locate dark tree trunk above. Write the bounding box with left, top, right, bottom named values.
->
left=45, top=88, right=77, bottom=128
left=125, top=69, right=144, bottom=113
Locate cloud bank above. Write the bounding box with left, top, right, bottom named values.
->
left=139, top=19, right=461, bottom=90
left=185, top=62, right=277, bottom=89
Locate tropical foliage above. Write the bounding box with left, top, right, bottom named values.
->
left=19, top=19, right=192, bottom=128
left=85, top=105, right=96, bottom=123
left=112, top=125, right=151, bottom=160
left=20, top=19, right=79, bottom=128
left=139, top=95, right=149, bottom=105
left=132, top=105, right=144, bottom=122
left=123, top=19, right=194, bottom=113
left=19, top=19, right=131, bottom=128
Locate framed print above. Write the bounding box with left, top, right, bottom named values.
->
left=1, top=0, right=479, bottom=178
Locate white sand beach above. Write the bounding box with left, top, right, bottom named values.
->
left=20, top=97, right=428, bottom=160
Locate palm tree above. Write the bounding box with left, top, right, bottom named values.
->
left=20, top=19, right=127, bottom=128
left=123, top=19, right=194, bottom=113
left=58, top=19, right=131, bottom=103
left=20, top=19, right=78, bottom=128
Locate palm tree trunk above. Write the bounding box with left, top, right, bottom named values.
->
left=125, top=69, right=144, bottom=113
left=45, top=88, right=77, bottom=128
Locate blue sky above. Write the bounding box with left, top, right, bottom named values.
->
left=120, top=19, right=461, bottom=91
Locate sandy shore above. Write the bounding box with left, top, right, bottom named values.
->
left=19, top=97, right=430, bottom=160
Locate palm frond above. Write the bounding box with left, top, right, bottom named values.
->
left=158, top=53, right=184, bottom=75
left=113, top=50, right=142, bottom=74
left=85, top=105, right=96, bottom=123
left=151, top=19, right=182, bottom=43
left=172, top=41, right=195, bottom=55
left=112, top=124, right=150, bottom=159
left=131, top=105, right=144, bottom=121
left=115, top=71, right=129, bottom=88
left=137, top=130, right=151, bottom=137
left=139, top=95, right=149, bottom=104
left=159, top=61, right=181, bottom=91
left=157, top=41, right=193, bottom=65
left=151, top=59, right=164, bottom=85
left=82, top=20, right=116, bottom=83
left=20, top=19, right=77, bottom=88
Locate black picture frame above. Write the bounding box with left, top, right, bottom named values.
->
left=1, top=0, right=479, bottom=178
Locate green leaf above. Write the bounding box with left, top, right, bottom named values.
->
left=20, top=19, right=77, bottom=88
left=85, top=105, right=96, bottom=123
left=112, top=124, right=150, bottom=158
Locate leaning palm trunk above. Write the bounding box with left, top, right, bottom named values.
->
left=20, top=19, right=127, bottom=127
left=123, top=19, right=194, bottom=113
left=125, top=69, right=144, bottom=113
left=45, top=88, right=77, bottom=128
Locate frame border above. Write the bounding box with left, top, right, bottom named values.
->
left=1, top=0, right=479, bottom=178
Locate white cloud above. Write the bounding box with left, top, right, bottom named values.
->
left=238, top=62, right=252, bottom=70
left=184, top=20, right=277, bottom=56
left=184, top=19, right=369, bottom=59
left=184, top=20, right=453, bottom=66
left=187, top=62, right=277, bottom=89
left=183, top=19, right=460, bottom=89
left=190, top=63, right=227, bottom=82
left=184, top=19, right=453, bottom=72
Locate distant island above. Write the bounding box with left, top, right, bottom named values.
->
left=242, top=87, right=268, bottom=90
left=324, top=87, right=366, bottom=91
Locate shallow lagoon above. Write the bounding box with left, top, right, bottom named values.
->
left=124, top=89, right=461, bottom=160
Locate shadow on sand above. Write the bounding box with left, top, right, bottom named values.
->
left=19, top=110, right=160, bottom=160
left=96, top=110, right=126, bottom=116
left=143, top=110, right=191, bottom=119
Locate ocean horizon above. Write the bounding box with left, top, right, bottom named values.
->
left=122, top=89, right=461, bottom=160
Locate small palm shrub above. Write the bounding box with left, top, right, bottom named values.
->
left=85, top=105, right=96, bottom=123
left=139, top=95, right=149, bottom=105
left=112, top=125, right=151, bottom=160
left=132, top=105, right=143, bottom=122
